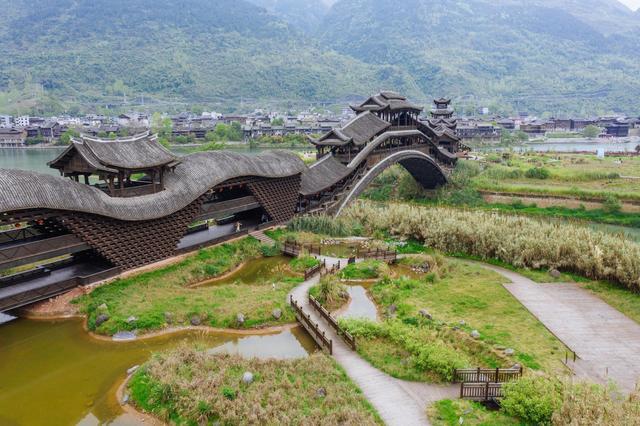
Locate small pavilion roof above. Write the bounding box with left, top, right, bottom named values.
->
left=434, top=97, right=451, bottom=104
left=49, top=132, right=180, bottom=174
left=351, top=92, right=423, bottom=113
left=310, top=112, right=390, bottom=147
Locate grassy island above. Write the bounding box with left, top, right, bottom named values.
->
left=76, top=238, right=302, bottom=335
left=338, top=258, right=568, bottom=382
left=129, top=347, right=381, bottom=425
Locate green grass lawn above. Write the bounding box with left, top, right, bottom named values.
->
left=130, top=348, right=382, bottom=425
left=340, top=258, right=569, bottom=381
left=75, top=238, right=302, bottom=335
left=428, top=399, right=524, bottom=426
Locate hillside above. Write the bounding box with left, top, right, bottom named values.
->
left=0, top=0, right=638, bottom=115
left=318, top=0, right=640, bottom=115
left=0, top=0, right=421, bottom=114
left=247, top=0, right=330, bottom=33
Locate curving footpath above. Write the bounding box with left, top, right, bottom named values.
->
left=288, top=256, right=457, bottom=426
left=482, top=264, right=640, bottom=394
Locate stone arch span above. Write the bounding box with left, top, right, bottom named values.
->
left=335, top=150, right=449, bottom=216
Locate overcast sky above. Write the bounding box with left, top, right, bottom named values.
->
left=618, top=0, right=640, bottom=10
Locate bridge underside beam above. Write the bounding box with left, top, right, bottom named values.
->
left=399, top=157, right=448, bottom=190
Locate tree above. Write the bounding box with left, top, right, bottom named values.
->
left=583, top=125, right=601, bottom=139
left=271, top=117, right=284, bottom=126
left=59, top=128, right=80, bottom=145
left=635, top=144, right=639, bottom=154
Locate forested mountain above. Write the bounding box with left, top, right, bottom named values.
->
left=247, top=0, right=330, bottom=33
left=319, top=0, right=640, bottom=115
left=0, top=0, right=638, bottom=115
left=0, top=0, right=421, bottom=114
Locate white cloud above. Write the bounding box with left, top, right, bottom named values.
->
left=618, top=0, right=640, bottom=11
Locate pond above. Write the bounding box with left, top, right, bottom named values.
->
left=337, top=283, right=379, bottom=321
left=197, top=256, right=293, bottom=287
left=0, top=318, right=316, bottom=425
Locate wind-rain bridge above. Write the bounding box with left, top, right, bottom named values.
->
left=0, top=92, right=466, bottom=312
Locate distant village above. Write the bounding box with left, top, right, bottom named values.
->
left=0, top=105, right=639, bottom=148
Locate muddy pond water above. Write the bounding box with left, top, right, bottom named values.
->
left=0, top=317, right=316, bottom=425
left=197, top=255, right=292, bottom=287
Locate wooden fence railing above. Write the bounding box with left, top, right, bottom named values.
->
left=321, top=261, right=340, bottom=277
left=356, top=248, right=397, bottom=263
left=304, top=259, right=325, bottom=280
left=460, top=382, right=504, bottom=401
left=290, top=295, right=332, bottom=354
left=454, top=367, right=522, bottom=383
left=308, top=294, right=357, bottom=351
left=282, top=242, right=322, bottom=257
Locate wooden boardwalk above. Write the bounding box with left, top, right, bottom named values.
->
left=484, top=264, right=640, bottom=394
left=289, top=256, right=457, bottom=426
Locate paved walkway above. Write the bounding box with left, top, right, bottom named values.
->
left=289, top=256, right=458, bottom=426
left=484, top=264, right=640, bottom=393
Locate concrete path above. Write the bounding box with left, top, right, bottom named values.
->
left=483, top=264, right=640, bottom=393
left=289, top=256, right=458, bottom=426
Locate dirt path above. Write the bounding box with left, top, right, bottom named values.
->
left=483, top=264, right=640, bottom=393
left=289, top=256, right=457, bottom=426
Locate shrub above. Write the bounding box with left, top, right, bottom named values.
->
left=525, top=167, right=551, bottom=179
left=309, top=275, right=347, bottom=310
left=339, top=318, right=387, bottom=339
left=260, top=243, right=281, bottom=257
left=501, top=376, right=563, bottom=425
left=339, top=260, right=390, bottom=280
left=603, top=194, right=622, bottom=213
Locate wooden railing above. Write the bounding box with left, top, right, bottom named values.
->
left=282, top=241, right=322, bottom=257
left=290, top=295, right=332, bottom=354
left=309, top=294, right=357, bottom=351
left=357, top=248, right=397, bottom=263
left=460, top=382, right=504, bottom=401
left=321, top=262, right=340, bottom=276
left=454, top=367, right=522, bottom=383
left=304, top=259, right=325, bottom=280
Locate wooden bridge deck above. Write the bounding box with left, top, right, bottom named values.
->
left=288, top=256, right=458, bottom=426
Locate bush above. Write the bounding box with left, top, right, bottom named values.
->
left=525, top=167, right=551, bottom=179
left=603, top=194, right=622, bottom=213
left=310, top=275, right=347, bottom=310
left=339, top=260, right=390, bottom=280
left=501, top=376, right=563, bottom=425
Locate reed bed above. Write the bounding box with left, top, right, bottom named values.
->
left=342, top=201, right=640, bottom=291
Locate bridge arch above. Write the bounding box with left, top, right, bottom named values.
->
left=335, top=150, right=449, bottom=216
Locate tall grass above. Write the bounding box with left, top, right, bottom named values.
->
left=129, top=346, right=381, bottom=425
left=288, top=215, right=362, bottom=237
left=344, top=201, right=640, bottom=291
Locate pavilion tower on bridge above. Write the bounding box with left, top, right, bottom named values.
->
left=48, top=132, right=181, bottom=197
